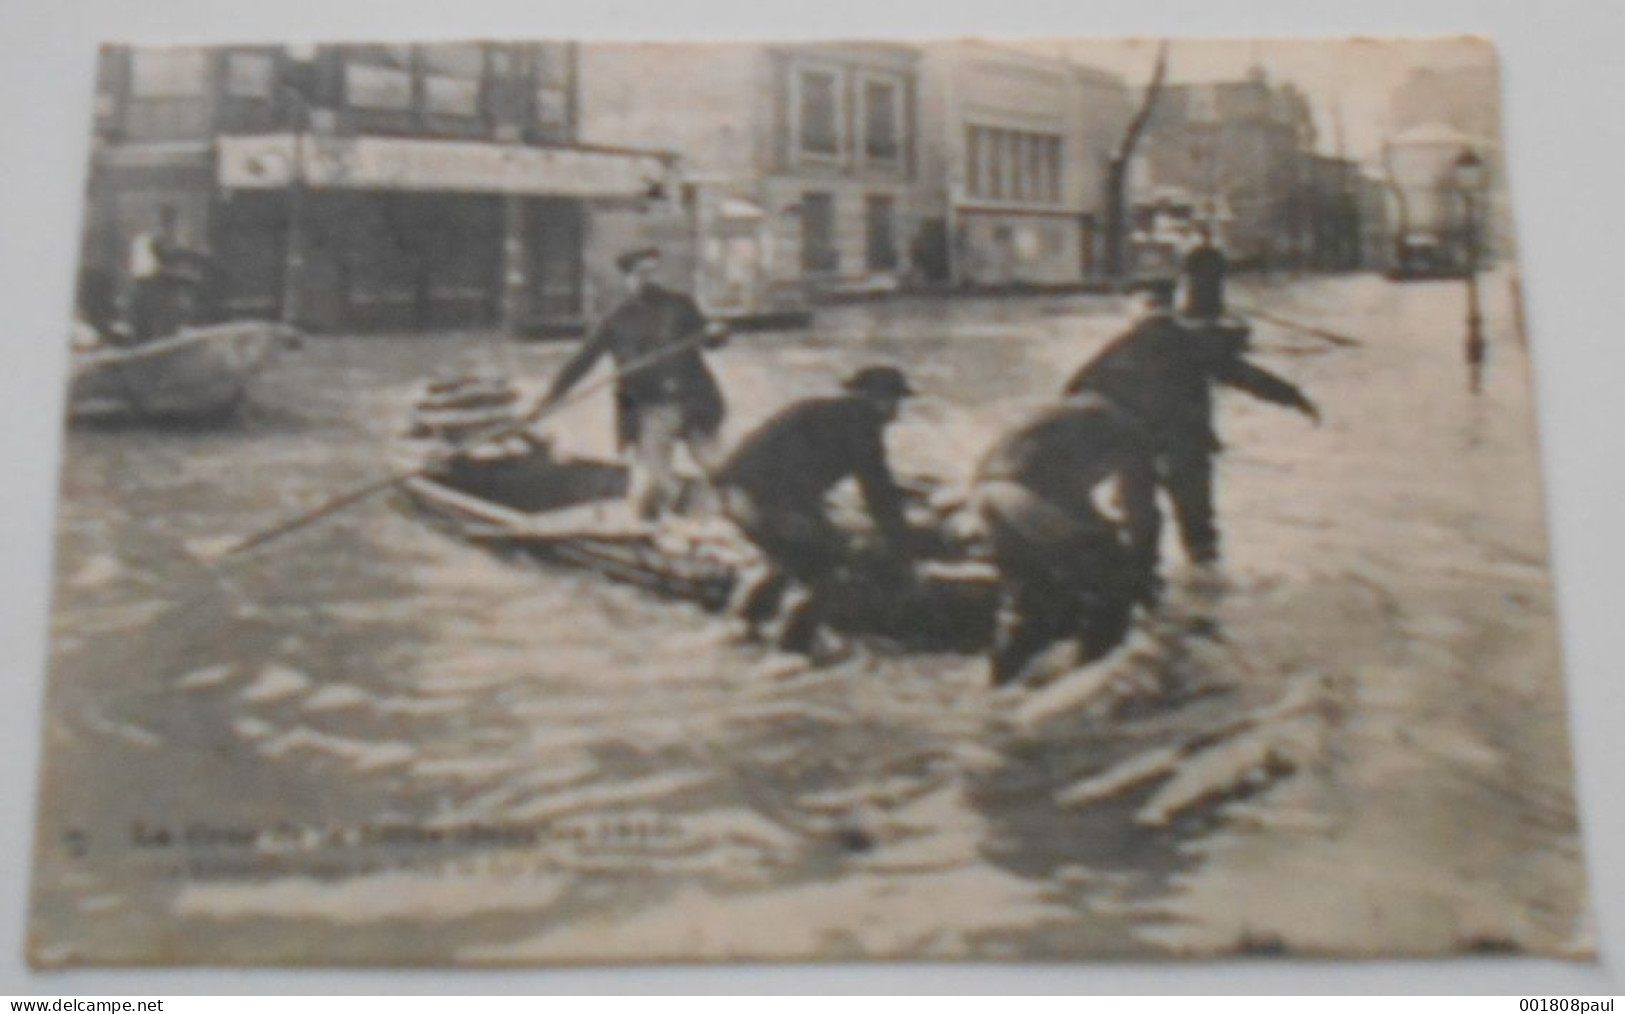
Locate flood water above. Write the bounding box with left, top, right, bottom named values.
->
left=29, top=273, right=1590, bottom=964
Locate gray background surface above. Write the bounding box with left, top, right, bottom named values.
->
left=0, top=0, right=1619, bottom=994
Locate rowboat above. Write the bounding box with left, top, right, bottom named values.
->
left=406, top=374, right=526, bottom=441
left=68, top=320, right=297, bottom=424
left=396, top=441, right=1000, bottom=651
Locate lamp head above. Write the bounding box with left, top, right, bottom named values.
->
left=1453, top=148, right=1487, bottom=191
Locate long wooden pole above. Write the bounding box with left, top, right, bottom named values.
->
left=214, top=328, right=716, bottom=560
left=1230, top=302, right=1365, bottom=349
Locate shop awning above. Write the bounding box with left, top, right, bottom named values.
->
left=217, top=134, right=672, bottom=200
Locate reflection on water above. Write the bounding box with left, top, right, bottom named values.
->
left=30, top=278, right=1588, bottom=964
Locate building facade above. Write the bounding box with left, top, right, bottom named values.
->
left=914, top=42, right=1128, bottom=288
left=575, top=41, right=921, bottom=312
left=1354, top=168, right=1395, bottom=271
left=1382, top=61, right=1506, bottom=270
left=80, top=43, right=679, bottom=334
left=1382, top=121, right=1499, bottom=267
left=1301, top=154, right=1367, bottom=271
left=1139, top=68, right=1320, bottom=269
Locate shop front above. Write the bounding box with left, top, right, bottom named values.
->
left=954, top=206, right=1088, bottom=288
left=213, top=133, right=674, bottom=333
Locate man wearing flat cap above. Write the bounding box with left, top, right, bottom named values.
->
left=542, top=246, right=729, bottom=520
left=713, top=365, right=917, bottom=653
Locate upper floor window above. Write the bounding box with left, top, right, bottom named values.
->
left=225, top=52, right=276, bottom=100
left=344, top=45, right=414, bottom=111
left=420, top=44, right=482, bottom=116
left=797, top=68, right=841, bottom=158
left=967, top=125, right=1063, bottom=204
left=532, top=43, right=571, bottom=130
left=535, top=87, right=569, bottom=127
left=92, top=50, right=121, bottom=130
left=425, top=77, right=479, bottom=117
left=419, top=43, right=482, bottom=78
left=862, top=76, right=901, bottom=162
left=1187, top=83, right=1220, bottom=124
left=418, top=47, right=479, bottom=118
left=130, top=48, right=209, bottom=98
left=787, top=58, right=911, bottom=170
left=533, top=42, right=570, bottom=86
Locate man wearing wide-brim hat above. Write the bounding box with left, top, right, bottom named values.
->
left=712, top=365, right=917, bottom=653
left=541, top=246, right=729, bottom=520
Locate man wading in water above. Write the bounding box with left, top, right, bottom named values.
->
left=1064, top=278, right=1319, bottom=566
left=713, top=366, right=917, bottom=654
left=972, top=392, right=1163, bottom=685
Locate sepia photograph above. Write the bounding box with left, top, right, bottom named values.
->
left=21, top=31, right=1595, bottom=968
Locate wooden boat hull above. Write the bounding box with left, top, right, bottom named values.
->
left=68, top=321, right=292, bottom=424
left=396, top=447, right=999, bottom=651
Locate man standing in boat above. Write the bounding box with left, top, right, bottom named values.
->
left=713, top=365, right=917, bottom=654
left=973, top=391, right=1163, bottom=685
left=123, top=204, right=218, bottom=345
left=540, top=246, right=729, bottom=521
left=1064, top=278, right=1319, bottom=565
left=126, top=205, right=182, bottom=344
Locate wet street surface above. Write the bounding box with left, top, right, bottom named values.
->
left=29, top=272, right=1590, bottom=964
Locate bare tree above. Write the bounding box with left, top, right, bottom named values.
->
left=1101, top=40, right=1170, bottom=283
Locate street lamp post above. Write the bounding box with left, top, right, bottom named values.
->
left=1453, top=147, right=1488, bottom=394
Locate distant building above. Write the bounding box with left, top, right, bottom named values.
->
left=1303, top=154, right=1365, bottom=270
left=1389, top=65, right=1501, bottom=141
left=1354, top=168, right=1395, bottom=271
left=1383, top=121, right=1499, bottom=266
left=575, top=41, right=921, bottom=313
left=1139, top=67, right=1319, bottom=269
left=914, top=42, right=1128, bottom=287
left=1381, top=60, right=1506, bottom=274
left=80, top=43, right=680, bottom=334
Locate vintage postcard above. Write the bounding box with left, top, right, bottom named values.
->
left=30, top=35, right=1591, bottom=965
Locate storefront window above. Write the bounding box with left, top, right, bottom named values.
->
left=801, top=192, right=838, bottom=273
left=865, top=194, right=897, bottom=271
